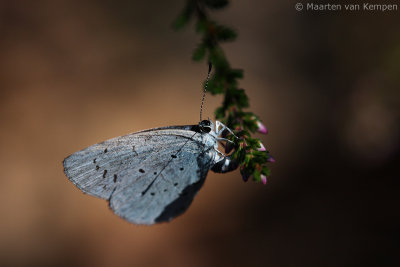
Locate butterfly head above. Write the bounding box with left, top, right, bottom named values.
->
left=199, top=119, right=214, bottom=133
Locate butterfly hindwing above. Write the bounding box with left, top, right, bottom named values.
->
left=109, top=137, right=213, bottom=224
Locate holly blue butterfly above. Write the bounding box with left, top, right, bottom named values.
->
left=63, top=63, right=238, bottom=224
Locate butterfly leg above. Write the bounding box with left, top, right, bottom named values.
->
left=215, top=148, right=226, bottom=157
left=211, top=152, right=238, bottom=173
left=215, top=121, right=238, bottom=139
left=216, top=137, right=234, bottom=144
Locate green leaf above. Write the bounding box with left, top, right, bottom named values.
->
left=243, top=117, right=258, bottom=133
left=253, top=169, right=261, bottom=182
left=215, top=106, right=226, bottom=119
left=261, top=166, right=271, bottom=177
left=196, top=20, right=208, bottom=33
left=208, top=48, right=229, bottom=70
left=230, top=69, right=243, bottom=79
left=228, top=88, right=249, bottom=108
left=172, top=0, right=195, bottom=30
left=192, top=44, right=206, bottom=61
left=244, top=154, right=252, bottom=165
left=207, top=77, right=224, bottom=94
left=216, top=26, right=237, bottom=42
left=172, top=14, right=189, bottom=30
left=236, top=89, right=249, bottom=107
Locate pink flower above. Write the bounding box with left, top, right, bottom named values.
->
left=256, top=121, right=268, bottom=134
left=260, top=174, right=267, bottom=185
left=257, top=142, right=266, bottom=151
left=239, top=141, right=247, bottom=149
left=267, top=156, right=275, bottom=163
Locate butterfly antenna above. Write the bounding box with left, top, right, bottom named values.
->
left=200, top=62, right=212, bottom=122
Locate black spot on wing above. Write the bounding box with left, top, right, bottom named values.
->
left=103, top=170, right=107, bottom=178
left=139, top=169, right=145, bottom=173
left=113, top=174, right=117, bottom=183
left=96, top=165, right=100, bottom=170
left=171, top=155, right=177, bottom=158
left=104, top=148, right=108, bottom=153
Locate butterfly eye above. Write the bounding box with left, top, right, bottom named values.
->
left=199, top=120, right=212, bottom=133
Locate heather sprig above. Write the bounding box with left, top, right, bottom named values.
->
left=173, top=0, right=274, bottom=183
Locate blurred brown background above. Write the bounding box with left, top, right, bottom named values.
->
left=1, top=0, right=399, bottom=266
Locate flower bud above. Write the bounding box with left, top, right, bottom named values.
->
left=260, top=174, right=267, bottom=185
left=257, top=142, right=266, bottom=151
left=256, top=121, right=268, bottom=134
left=239, top=141, right=247, bottom=149
left=235, top=126, right=243, bottom=132
left=240, top=166, right=249, bottom=182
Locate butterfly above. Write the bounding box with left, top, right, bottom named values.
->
left=63, top=63, right=238, bottom=225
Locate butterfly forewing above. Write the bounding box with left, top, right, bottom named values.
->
left=63, top=127, right=216, bottom=224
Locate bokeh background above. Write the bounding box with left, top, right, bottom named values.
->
left=1, top=0, right=399, bottom=266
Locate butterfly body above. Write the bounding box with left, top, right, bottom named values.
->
left=63, top=120, right=237, bottom=225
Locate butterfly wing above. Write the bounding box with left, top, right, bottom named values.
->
left=63, top=126, right=215, bottom=224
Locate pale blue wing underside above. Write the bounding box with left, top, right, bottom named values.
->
left=63, top=128, right=215, bottom=224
